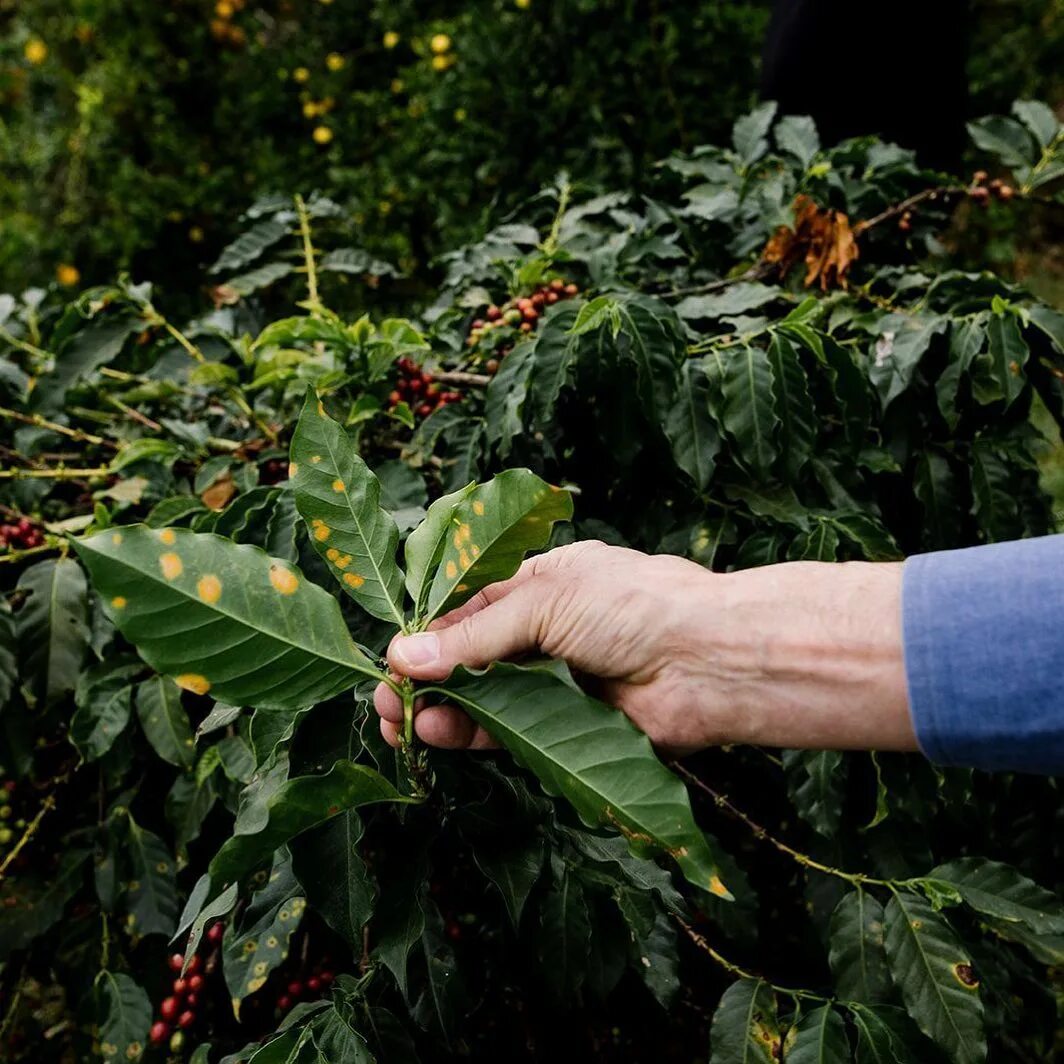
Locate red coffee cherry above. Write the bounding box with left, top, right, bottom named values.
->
left=150, top=1022, right=170, bottom=1045
left=277, top=995, right=292, bottom=1011
left=287, top=981, right=304, bottom=998
left=207, top=922, right=224, bottom=945
left=188, top=974, right=204, bottom=992
left=160, top=997, right=180, bottom=1022
left=168, top=953, right=185, bottom=972
left=172, top=978, right=188, bottom=996
left=185, top=954, right=202, bottom=975
left=307, top=976, right=322, bottom=993
left=177, top=1010, right=195, bottom=1029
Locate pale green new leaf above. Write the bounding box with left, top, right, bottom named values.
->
left=96, top=971, right=152, bottom=1063
left=925, top=857, right=1064, bottom=936
left=440, top=663, right=731, bottom=898
left=423, top=469, right=573, bottom=623
left=708, top=978, right=780, bottom=1063
left=403, top=483, right=476, bottom=619
left=786, top=1006, right=849, bottom=1064
left=75, top=525, right=382, bottom=709
left=209, top=760, right=413, bottom=890
left=882, top=892, right=986, bottom=1064
left=135, top=675, right=195, bottom=770
left=290, top=390, right=406, bottom=624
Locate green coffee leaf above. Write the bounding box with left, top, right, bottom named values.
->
left=71, top=661, right=139, bottom=762
left=767, top=332, right=816, bottom=476
left=538, top=866, right=591, bottom=1002
left=717, top=343, right=779, bottom=478
left=848, top=1005, right=931, bottom=1064
left=786, top=1006, right=849, bottom=1064
left=829, top=890, right=893, bottom=1004
left=882, top=892, right=986, bottom=1064
left=125, top=817, right=179, bottom=938
left=925, top=858, right=1064, bottom=936
left=708, top=978, right=780, bottom=1063
left=403, top=483, right=476, bottom=619
left=16, top=557, right=90, bottom=708
left=290, top=390, right=406, bottom=624
left=665, top=358, right=720, bottom=492
left=422, top=469, right=573, bottom=624
left=135, top=675, right=195, bottom=770
left=440, top=663, right=731, bottom=898
left=209, top=760, right=414, bottom=890
left=783, top=749, right=846, bottom=838
left=472, top=835, right=545, bottom=928
left=75, top=525, right=382, bottom=709
left=96, top=970, right=152, bottom=1064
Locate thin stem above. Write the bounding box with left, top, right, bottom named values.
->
left=0, top=466, right=110, bottom=480
left=0, top=406, right=112, bottom=448
left=671, top=761, right=893, bottom=888
left=0, top=325, right=50, bottom=362
left=400, top=679, right=416, bottom=748
left=295, top=194, right=322, bottom=315
left=160, top=320, right=205, bottom=364
left=674, top=917, right=832, bottom=1004
left=541, top=177, right=572, bottom=257
left=434, top=370, right=491, bottom=388
left=0, top=961, right=28, bottom=1045
left=106, top=396, right=163, bottom=432
left=0, top=542, right=60, bottom=566
left=852, top=185, right=966, bottom=236
left=0, top=774, right=69, bottom=882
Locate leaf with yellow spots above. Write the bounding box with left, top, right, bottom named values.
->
left=75, top=525, right=383, bottom=710
left=290, top=389, right=407, bottom=624
left=403, top=482, right=476, bottom=618
left=883, top=892, right=986, bottom=1064
left=124, top=816, right=179, bottom=938
left=708, top=979, right=780, bottom=1064
left=94, top=971, right=152, bottom=1064
left=222, top=851, right=304, bottom=1018
left=135, top=675, right=195, bottom=770
left=208, top=760, right=416, bottom=891
left=422, top=469, right=573, bottom=624
left=438, top=663, right=729, bottom=898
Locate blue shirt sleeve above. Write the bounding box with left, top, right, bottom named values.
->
left=902, top=534, right=1064, bottom=775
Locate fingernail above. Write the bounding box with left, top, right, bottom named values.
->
left=393, top=632, right=440, bottom=667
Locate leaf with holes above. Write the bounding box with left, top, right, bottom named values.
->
left=75, top=525, right=382, bottom=709
left=421, top=470, right=572, bottom=624
left=439, top=663, right=731, bottom=898
left=290, top=390, right=406, bottom=624
left=882, top=892, right=986, bottom=1064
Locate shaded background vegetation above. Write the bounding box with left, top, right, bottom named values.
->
left=1, top=0, right=1062, bottom=300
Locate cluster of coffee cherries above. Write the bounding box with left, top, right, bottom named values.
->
left=149, top=923, right=224, bottom=1052
left=969, top=170, right=1016, bottom=206
left=466, top=279, right=580, bottom=374
left=274, top=963, right=336, bottom=1015
left=0, top=516, right=44, bottom=553
left=387, top=358, right=462, bottom=420
left=0, top=779, right=24, bottom=855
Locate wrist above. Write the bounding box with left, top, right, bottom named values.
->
left=690, top=561, right=915, bottom=752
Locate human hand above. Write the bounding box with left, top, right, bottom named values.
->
left=374, top=540, right=917, bottom=755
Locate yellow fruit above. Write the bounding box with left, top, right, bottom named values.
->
left=326, top=52, right=345, bottom=71
left=215, top=0, right=234, bottom=17
left=454, top=107, right=467, bottom=122
left=515, top=0, right=532, bottom=8
left=24, top=39, right=48, bottom=65
left=383, top=31, right=400, bottom=49
left=431, top=53, right=453, bottom=72
left=189, top=226, right=205, bottom=243
left=293, top=66, right=310, bottom=83
left=390, top=78, right=404, bottom=94
left=56, top=263, right=80, bottom=288
left=312, top=125, right=334, bottom=145
left=303, top=101, right=319, bottom=119
left=430, top=33, right=452, bottom=54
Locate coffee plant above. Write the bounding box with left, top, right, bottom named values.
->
left=1, top=100, right=1063, bottom=1063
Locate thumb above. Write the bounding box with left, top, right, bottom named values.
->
left=387, top=578, right=554, bottom=680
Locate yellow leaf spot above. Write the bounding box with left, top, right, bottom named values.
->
left=111, top=596, right=127, bottom=609
left=326, top=548, right=340, bottom=561
left=472, top=500, right=485, bottom=516
left=156, top=861, right=169, bottom=873
left=708, top=876, right=730, bottom=898
left=459, top=549, right=471, bottom=569
left=343, top=572, right=365, bottom=589
left=175, top=674, right=211, bottom=695
left=335, top=554, right=351, bottom=569
left=445, top=560, right=458, bottom=579
left=111, top=533, right=123, bottom=545
left=197, top=575, right=222, bottom=604
left=312, top=519, right=331, bottom=542
left=332, top=478, right=345, bottom=492
left=269, top=564, right=299, bottom=595
left=159, top=529, right=177, bottom=545
left=247, top=976, right=266, bottom=994
left=288, top=462, right=298, bottom=478
left=317, top=400, right=326, bottom=417
left=456, top=583, right=469, bottom=592
left=279, top=910, right=290, bottom=921
left=254, top=961, right=267, bottom=975
left=160, top=552, right=183, bottom=580
left=243, top=941, right=257, bottom=953
left=311, top=455, right=322, bottom=464
left=267, top=935, right=279, bottom=947
left=471, top=544, right=480, bottom=558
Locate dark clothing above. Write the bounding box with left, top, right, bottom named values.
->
left=761, top=1, right=970, bottom=172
